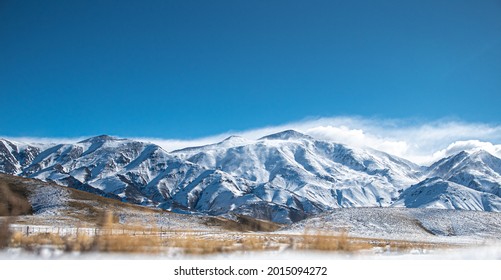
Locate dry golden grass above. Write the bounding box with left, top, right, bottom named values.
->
left=64, top=233, right=95, bottom=252
left=7, top=210, right=163, bottom=254
left=91, top=210, right=162, bottom=254
left=9, top=230, right=163, bottom=253
left=95, top=234, right=162, bottom=253
left=10, top=231, right=95, bottom=252
left=163, top=232, right=283, bottom=255
left=0, top=174, right=451, bottom=255
left=6, top=207, right=446, bottom=255
left=240, top=235, right=267, bottom=250
left=7, top=226, right=447, bottom=255
left=295, top=229, right=372, bottom=252
left=10, top=231, right=65, bottom=250
left=167, top=233, right=235, bottom=255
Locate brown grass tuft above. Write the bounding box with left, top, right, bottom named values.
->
left=239, top=235, right=268, bottom=251
left=95, top=233, right=161, bottom=253
left=64, top=233, right=95, bottom=252
left=92, top=210, right=162, bottom=253
left=9, top=232, right=65, bottom=251
left=296, top=229, right=371, bottom=252
left=167, top=233, right=234, bottom=255
left=7, top=210, right=164, bottom=254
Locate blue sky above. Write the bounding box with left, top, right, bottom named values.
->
left=1, top=0, right=500, bottom=139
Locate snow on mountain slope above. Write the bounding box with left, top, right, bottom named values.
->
left=426, top=150, right=501, bottom=196
left=174, top=130, right=422, bottom=184
left=0, top=139, right=41, bottom=174
left=174, top=130, right=421, bottom=195
left=0, top=173, right=234, bottom=231
left=378, top=150, right=501, bottom=212
left=170, top=130, right=426, bottom=222
left=1, top=131, right=501, bottom=223
left=393, top=177, right=501, bottom=211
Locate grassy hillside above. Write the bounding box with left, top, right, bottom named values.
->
left=0, top=173, right=281, bottom=231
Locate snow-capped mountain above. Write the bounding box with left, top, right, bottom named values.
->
left=1, top=131, right=500, bottom=223
left=394, top=177, right=501, bottom=211
left=426, top=150, right=501, bottom=196
left=391, top=150, right=501, bottom=212
left=0, top=139, right=41, bottom=174
left=172, top=130, right=423, bottom=219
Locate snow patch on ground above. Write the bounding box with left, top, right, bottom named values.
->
left=27, top=183, right=70, bottom=215
left=2, top=243, right=501, bottom=260
left=282, top=208, right=501, bottom=244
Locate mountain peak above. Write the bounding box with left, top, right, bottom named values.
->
left=221, top=135, right=246, bottom=142
left=446, top=149, right=499, bottom=165
left=215, top=135, right=250, bottom=147
left=78, top=135, right=120, bottom=144
left=469, top=149, right=496, bottom=158
left=259, top=130, right=312, bottom=141
left=442, top=149, right=499, bottom=162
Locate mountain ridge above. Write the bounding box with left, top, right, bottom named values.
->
left=1, top=131, right=500, bottom=223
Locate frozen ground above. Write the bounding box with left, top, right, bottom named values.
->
left=281, top=207, right=501, bottom=244
left=3, top=174, right=501, bottom=260
left=206, top=244, right=501, bottom=260
left=2, top=243, right=501, bottom=260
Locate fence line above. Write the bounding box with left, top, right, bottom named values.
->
left=8, top=224, right=223, bottom=238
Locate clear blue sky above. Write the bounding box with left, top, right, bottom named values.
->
left=1, top=0, right=500, bottom=139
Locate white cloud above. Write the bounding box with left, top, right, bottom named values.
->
left=303, top=125, right=410, bottom=157
left=3, top=116, right=501, bottom=165
left=136, top=136, right=227, bottom=152
left=2, top=136, right=86, bottom=144
left=148, top=117, right=501, bottom=165
left=431, top=140, right=501, bottom=160
left=137, top=117, right=501, bottom=165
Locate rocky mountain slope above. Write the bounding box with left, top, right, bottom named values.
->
left=1, top=131, right=500, bottom=223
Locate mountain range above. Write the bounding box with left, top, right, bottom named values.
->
left=1, top=130, right=500, bottom=223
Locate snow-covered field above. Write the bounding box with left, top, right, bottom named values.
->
left=4, top=207, right=501, bottom=260
left=2, top=242, right=501, bottom=260
left=2, top=173, right=501, bottom=260
left=282, top=207, right=501, bottom=244
left=202, top=244, right=501, bottom=260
